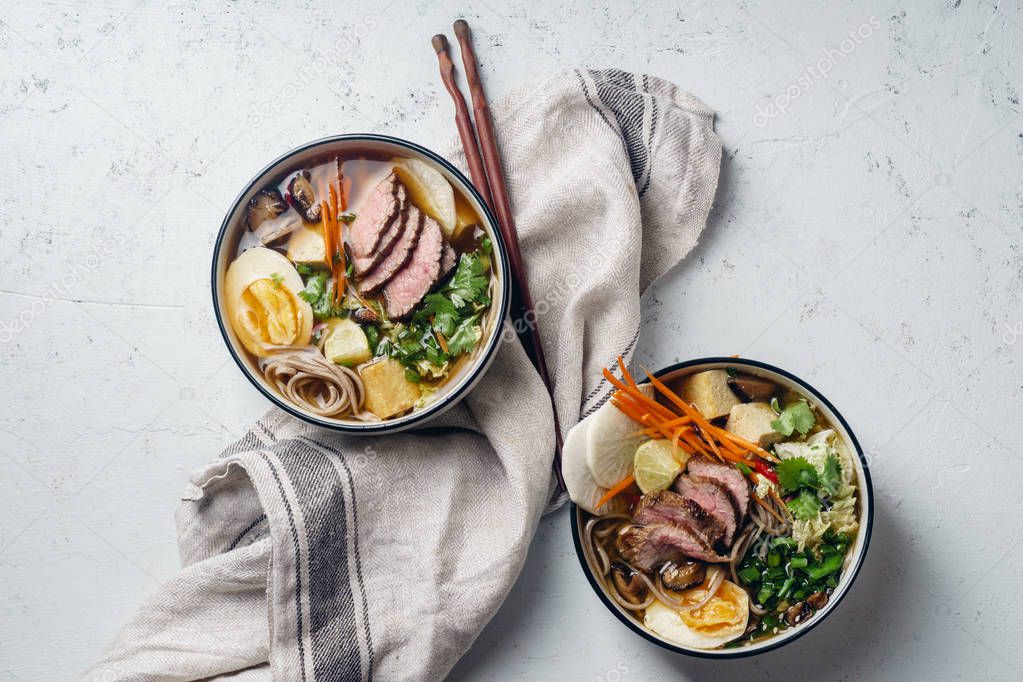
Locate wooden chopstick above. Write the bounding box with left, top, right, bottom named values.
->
left=432, top=21, right=566, bottom=493
left=431, top=34, right=493, bottom=209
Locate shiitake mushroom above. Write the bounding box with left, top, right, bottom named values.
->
left=246, top=188, right=287, bottom=231
left=352, top=307, right=381, bottom=325
left=288, top=170, right=322, bottom=223
left=728, top=374, right=778, bottom=402
left=610, top=563, right=648, bottom=603
left=660, top=561, right=706, bottom=591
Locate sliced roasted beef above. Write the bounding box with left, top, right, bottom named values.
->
left=633, top=490, right=725, bottom=548
left=617, top=524, right=727, bottom=571
left=660, top=561, right=706, bottom=591
left=383, top=216, right=444, bottom=318
left=438, top=241, right=457, bottom=280
left=353, top=185, right=408, bottom=275
left=357, top=204, right=425, bottom=294
left=673, top=477, right=738, bottom=545
left=349, top=171, right=400, bottom=260
left=687, top=457, right=750, bottom=520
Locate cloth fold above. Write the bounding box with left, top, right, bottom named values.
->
left=84, top=69, right=721, bottom=682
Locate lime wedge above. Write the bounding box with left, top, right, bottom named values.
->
left=634, top=440, right=685, bottom=494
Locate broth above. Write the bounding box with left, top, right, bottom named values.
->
left=224, top=151, right=496, bottom=422
left=572, top=363, right=862, bottom=651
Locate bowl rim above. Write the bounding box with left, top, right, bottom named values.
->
left=569, top=356, right=875, bottom=659
left=211, top=133, right=512, bottom=434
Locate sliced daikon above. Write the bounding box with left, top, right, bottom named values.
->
left=585, top=385, right=653, bottom=488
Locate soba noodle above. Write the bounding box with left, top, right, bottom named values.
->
left=260, top=347, right=372, bottom=419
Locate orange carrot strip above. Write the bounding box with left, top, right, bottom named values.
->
left=672, top=426, right=697, bottom=454
left=329, top=184, right=339, bottom=223
left=435, top=330, right=449, bottom=353
left=617, top=356, right=639, bottom=389
left=610, top=388, right=675, bottom=425
left=604, top=376, right=677, bottom=422
left=642, top=369, right=725, bottom=458
left=320, top=204, right=332, bottom=278
left=714, top=426, right=778, bottom=462
left=596, top=473, right=636, bottom=510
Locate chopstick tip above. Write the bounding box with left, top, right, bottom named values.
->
left=453, top=19, right=471, bottom=40
left=431, top=33, right=448, bottom=53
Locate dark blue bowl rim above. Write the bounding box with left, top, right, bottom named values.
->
left=569, top=356, right=874, bottom=659
left=211, top=133, right=512, bottom=433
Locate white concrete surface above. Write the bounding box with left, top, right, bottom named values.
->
left=1, top=1, right=1021, bottom=679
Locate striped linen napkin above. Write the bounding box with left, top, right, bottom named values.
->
left=84, top=69, right=721, bottom=682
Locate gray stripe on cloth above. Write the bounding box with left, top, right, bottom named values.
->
left=258, top=451, right=310, bottom=682
left=276, top=439, right=369, bottom=682
left=590, top=70, right=654, bottom=197
left=298, top=437, right=375, bottom=681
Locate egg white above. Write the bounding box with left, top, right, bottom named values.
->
left=224, top=246, right=313, bottom=357
left=643, top=581, right=750, bottom=650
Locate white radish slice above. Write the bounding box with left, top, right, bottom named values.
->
left=586, top=385, right=653, bottom=488
left=392, top=158, right=456, bottom=237
left=563, top=412, right=628, bottom=514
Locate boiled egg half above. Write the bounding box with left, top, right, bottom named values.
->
left=643, top=580, right=750, bottom=649
left=224, top=247, right=313, bottom=357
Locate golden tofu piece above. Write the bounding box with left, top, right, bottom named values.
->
left=725, top=402, right=784, bottom=447
left=680, top=370, right=741, bottom=420
left=286, top=224, right=328, bottom=269
left=360, top=357, right=421, bottom=419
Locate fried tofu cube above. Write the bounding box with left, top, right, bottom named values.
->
left=725, top=402, right=784, bottom=447
left=360, top=357, right=421, bottom=419
left=286, top=225, right=327, bottom=269
left=680, top=370, right=741, bottom=420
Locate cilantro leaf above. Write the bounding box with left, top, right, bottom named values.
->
left=414, top=293, right=459, bottom=336
left=446, top=313, right=482, bottom=355
left=771, top=399, right=816, bottom=436
left=443, top=253, right=488, bottom=308
left=296, top=263, right=315, bottom=276
left=819, top=454, right=842, bottom=496
left=298, top=270, right=327, bottom=305
left=776, top=456, right=819, bottom=493
left=297, top=270, right=342, bottom=320
left=787, top=489, right=822, bottom=520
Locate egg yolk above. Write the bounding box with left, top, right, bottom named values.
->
left=678, top=582, right=745, bottom=634
left=240, top=278, right=299, bottom=345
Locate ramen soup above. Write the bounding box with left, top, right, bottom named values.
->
left=224, top=154, right=496, bottom=421
left=565, top=361, right=861, bottom=649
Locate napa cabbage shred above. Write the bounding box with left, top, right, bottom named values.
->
left=774, top=430, right=859, bottom=550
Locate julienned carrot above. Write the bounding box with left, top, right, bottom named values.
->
left=320, top=200, right=335, bottom=284
left=320, top=204, right=332, bottom=281
left=326, top=185, right=348, bottom=305
left=596, top=473, right=635, bottom=510
left=602, top=367, right=675, bottom=421
left=617, top=355, right=639, bottom=389
left=435, top=330, right=449, bottom=353
left=752, top=487, right=786, bottom=523
left=714, top=424, right=778, bottom=462
left=643, top=369, right=776, bottom=464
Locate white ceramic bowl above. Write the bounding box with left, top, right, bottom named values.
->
left=571, top=357, right=874, bottom=657
left=212, top=134, right=510, bottom=434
